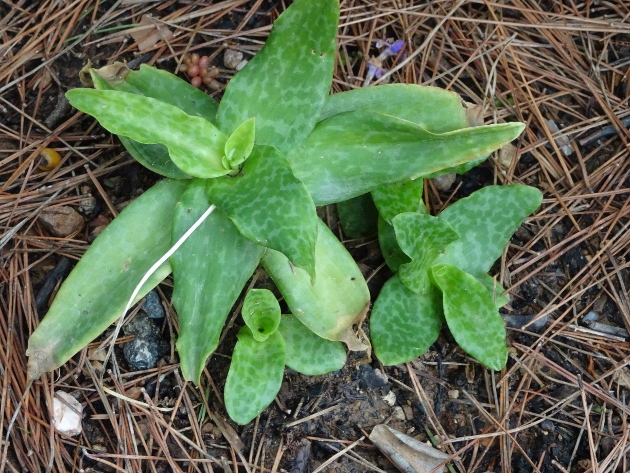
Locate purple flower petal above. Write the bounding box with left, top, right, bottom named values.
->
left=389, top=40, right=404, bottom=55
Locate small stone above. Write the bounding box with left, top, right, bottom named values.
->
left=540, top=419, right=555, bottom=431
left=142, top=290, right=165, bottom=319
left=382, top=391, right=396, bottom=406
left=392, top=406, right=405, bottom=420
left=53, top=391, right=83, bottom=436
left=434, top=173, right=456, bottom=191
left=224, top=49, right=244, bottom=69
left=496, top=143, right=518, bottom=168
left=39, top=206, right=84, bottom=237
left=447, top=389, right=460, bottom=399
left=123, top=312, right=169, bottom=371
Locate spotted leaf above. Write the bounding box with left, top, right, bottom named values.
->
left=291, top=112, right=525, bottom=205
left=261, top=219, right=369, bottom=350
left=371, top=275, right=443, bottom=366
left=392, top=213, right=459, bottom=296
left=435, top=185, right=543, bottom=275
left=206, top=145, right=317, bottom=279
left=66, top=89, right=229, bottom=178
left=217, top=0, right=338, bottom=154
left=279, top=315, right=346, bottom=375
left=371, top=178, right=426, bottom=224
left=431, top=264, right=508, bottom=371
left=320, top=84, right=468, bottom=133
left=225, top=328, right=286, bottom=425
left=242, top=289, right=281, bottom=342
left=171, top=180, right=262, bottom=384
left=27, top=179, right=188, bottom=379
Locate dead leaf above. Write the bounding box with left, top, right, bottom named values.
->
left=370, top=424, right=451, bottom=473
left=130, top=15, right=173, bottom=52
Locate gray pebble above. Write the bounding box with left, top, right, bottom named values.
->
left=123, top=312, right=168, bottom=371
left=143, top=290, right=165, bottom=319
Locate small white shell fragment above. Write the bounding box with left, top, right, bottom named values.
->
left=53, top=391, right=83, bottom=436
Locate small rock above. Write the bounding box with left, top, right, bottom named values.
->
left=224, top=49, right=244, bottom=69
left=143, top=290, right=165, bottom=319
left=39, top=206, right=84, bottom=237
left=402, top=405, right=414, bottom=420
left=448, top=389, right=460, bottom=399
left=540, top=419, right=555, bottom=431
left=53, top=391, right=83, bottom=436
left=358, top=365, right=389, bottom=390
left=382, top=391, right=396, bottom=406
left=434, top=173, right=456, bottom=191
left=392, top=406, right=405, bottom=420
left=496, top=143, right=517, bottom=168
left=123, top=312, right=169, bottom=371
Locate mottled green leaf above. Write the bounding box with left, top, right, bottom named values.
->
left=371, top=178, right=426, bottom=224
left=27, top=179, right=188, bottom=379
left=66, top=89, right=229, bottom=178
left=378, top=217, right=409, bottom=273
left=206, top=145, right=318, bottom=279
left=224, top=118, right=256, bottom=170
left=242, top=289, right=281, bottom=342
left=435, top=185, right=543, bottom=275
left=123, top=65, right=219, bottom=122
left=291, top=112, right=525, bottom=205
left=171, top=180, right=262, bottom=384
left=261, top=219, right=369, bottom=349
left=90, top=63, right=219, bottom=179
left=336, top=194, right=379, bottom=238
left=475, top=273, right=510, bottom=309
left=392, top=213, right=459, bottom=296
left=320, top=84, right=468, bottom=133
left=371, top=275, right=443, bottom=366
left=431, top=264, right=508, bottom=371
left=225, top=328, right=286, bottom=425
left=279, top=314, right=346, bottom=375
left=217, top=0, right=338, bottom=154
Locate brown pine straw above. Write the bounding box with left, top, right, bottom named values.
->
left=1, top=0, right=630, bottom=471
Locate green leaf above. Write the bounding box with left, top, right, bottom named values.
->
left=378, top=216, right=409, bottom=273
left=261, top=219, right=370, bottom=350
left=206, top=145, right=318, bottom=279
left=278, top=314, right=346, bottom=375
left=224, top=118, right=256, bottom=170
left=124, top=65, right=219, bottom=122
left=66, top=89, right=229, bottom=178
left=27, top=179, right=188, bottom=379
left=392, top=213, right=460, bottom=296
left=336, top=194, right=379, bottom=238
left=225, top=327, right=286, bottom=425
left=475, top=273, right=510, bottom=309
left=170, top=180, right=263, bottom=384
left=217, top=0, right=338, bottom=154
left=242, top=289, right=281, bottom=342
left=431, top=264, right=508, bottom=371
left=371, top=178, right=426, bottom=224
left=90, top=63, right=219, bottom=179
left=291, top=111, right=525, bottom=205
left=435, top=185, right=543, bottom=275
left=371, top=275, right=443, bottom=366
left=320, top=84, right=469, bottom=133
